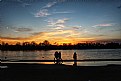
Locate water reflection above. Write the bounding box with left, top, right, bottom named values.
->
left=1, top=49, right=121, bottom=66
left=1, top=49, right=121, bottom=61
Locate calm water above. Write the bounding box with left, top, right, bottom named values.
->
left=1, top=49, right=121, bottom=66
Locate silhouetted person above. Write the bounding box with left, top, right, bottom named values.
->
left=54, top=51, right=58, bottom=59
left=5, top=55, right=7, bottom=59
left=54, top=51, right=60, bottom=64
left=5, top=57, right=7, bottom=59
left=54, top=51, right=58, bottom=63
left=54, top=51, right=63, bottom=64
left=73, top=52, right=77, bottom=66
left=58, top=51, right=63, bottom=64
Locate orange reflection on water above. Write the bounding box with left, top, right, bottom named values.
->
left=38, top=62, right=54, bottom=64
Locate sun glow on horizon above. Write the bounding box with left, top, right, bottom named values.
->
left=0, top=0, right=121, bottom=45
left=0, top=37, right=96, bottom=45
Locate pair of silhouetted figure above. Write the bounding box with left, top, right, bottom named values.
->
left=54, top=51, right=63, bottom=64
left=54, top=51, right=77, bottom=66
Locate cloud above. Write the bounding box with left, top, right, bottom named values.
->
left=34, top=9, right=50, bottom=17
left=0, top=29, right=96, bottom=44
left=53, top=11, right=73, bottom=14
left=117, top=5, right=121, bottom=9
left=22, top=3, right=31, bottom=7
left=97, top=34, right=105, bottom=36
left=56, top=24, right=65, bottom=28
left=34, top=1, right=72, bottom=18
left=0, top=26, right=33, bottom=33
left=47, top=18, right=69, bottom=29
left=17, top=0, right=31, bottom=7
left=56, top=18, right=68, bottom=24
left=72, top=26, right=82, bottom=30
left=31, top=32, right=46, bottom=36
left=31, top=30, right=77, bottom=38
left=15, top=28, right=33, bottom=32
left=43, top=2, right=57, bottom=8
left=72, top=27, right=79, bottom=29
left=53, top=27, right=63, bottom=30
left=111, top=28, right=121, bottom=32
left=27, top=30, right=76, bottom=41
left=34, top=1, right=57, bottom=18
left=47, top=19, right=83, bottom=31
left=96, top=39, right=121, bottom=43
left=92, top=23, right=113, bottom=27
left=0, top=36, right=28, bottom=40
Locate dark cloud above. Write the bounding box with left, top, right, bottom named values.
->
left=0, top=36, right=28, bottom=40
left=31, top=32, right=45, bottom=36
left=97, top=34, right=105, bottom=36
left=15, top=27, right=32, bottom=32
left=0, top=16, right=2, bottom=24
left=117, top=5, right=121, bottom=9
left=72, top=27, right=80, bottom=29
left=96, top=39, right=121, bottom=43
left=111, top=29, right=121, bottom=32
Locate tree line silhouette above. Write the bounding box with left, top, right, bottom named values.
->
left=0, top=40, right=121, bottom=51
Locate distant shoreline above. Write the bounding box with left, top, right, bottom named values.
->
left=0, top=48, right=121, bottom=51
left=0, top=42, right=121, bottom=51
left=0, top=46, right=121, bottom=51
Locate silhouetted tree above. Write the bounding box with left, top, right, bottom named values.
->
left=0, top=41, right=121, bottom=50
left=31, top=41, right=37, bottom=46
left=43, top=40, right=50, bottom=46
left=22, top=42, right=30, bottom=46
left=2, top=42, right=5, bottom=45
left=16, top=42, right=21, bottom=46
left=39, top=42, right=43, bottom=46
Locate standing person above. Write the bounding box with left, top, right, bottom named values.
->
left=58, top=51, right=63, bottom=64
left=54, top=51, right=58, bottom=63
left=73, top=52, right=77, bottom=66
left=58, top=51, right=61, bottom=59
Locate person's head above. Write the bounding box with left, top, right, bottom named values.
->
left=74, top=52, right=76, bottom=54
left=55, top=51, right=58, bottom=53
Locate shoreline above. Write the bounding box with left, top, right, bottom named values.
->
left=2, top=59, right=121, bottom=62
left=1, top=63, right=121, bottom=81
left=1, top=48, right=121, bottom=51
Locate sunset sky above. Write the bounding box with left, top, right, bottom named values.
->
left=0, top=0, right=121, bottom=44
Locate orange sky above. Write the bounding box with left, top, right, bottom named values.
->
left=1, top=29, right=120, bottom=45
left=0, top=29, right=96, bottom=45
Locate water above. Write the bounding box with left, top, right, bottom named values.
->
left=0, top=49, right=121, bottom=66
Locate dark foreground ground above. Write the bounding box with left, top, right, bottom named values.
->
left=1, top=63, right=121, bottom=81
